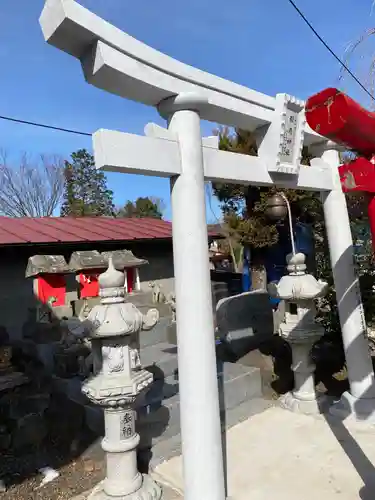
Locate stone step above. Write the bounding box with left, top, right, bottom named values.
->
left=137, top=363, right=262, bottom=448
left=141, top=342, right=179, bottom=380
left=140, top=361, right=261, bottom=412
left=146, top=398, right=274, bottom=470
left=140, top=317, right=172, bottom=348
left=84, top=362, right=262, bottom=439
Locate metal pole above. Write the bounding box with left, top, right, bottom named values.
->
left=278, top=192, right=296, bottom=256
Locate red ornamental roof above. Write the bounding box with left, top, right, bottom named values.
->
left=0, top=217, right=221, bottom=246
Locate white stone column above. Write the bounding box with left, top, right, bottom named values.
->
left=317, top=141, right=375, bottom=419
left=158, top=93, right=226, bottom=500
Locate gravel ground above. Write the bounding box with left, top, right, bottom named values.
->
left=0, top=454, right=182, bottom=500
left=0, top=454, right=105, bottom=500
left=0, top=434, right=182, bottom=499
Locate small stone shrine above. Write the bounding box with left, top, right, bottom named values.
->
left=69, top=251, right=108, bottom=320
left=268, top=253, right=329, bottom=414
left=25, top=254, right=71, bottom=324
left=82, top=256, right=162, bottom=499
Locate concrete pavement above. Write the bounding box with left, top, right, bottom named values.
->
left=154, top=406, right=375, bottom=500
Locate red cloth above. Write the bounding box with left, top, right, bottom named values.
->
left=37, top=275, right=66, bottom=306
left=306, top=88, right=375, bottom=158
left=79, top=272, right=100, bottom=298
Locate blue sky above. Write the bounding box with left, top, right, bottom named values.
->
left=0, top=0, right=374, bottom=220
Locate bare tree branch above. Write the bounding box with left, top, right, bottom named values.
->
left=0, top=151, right=64, bottom=217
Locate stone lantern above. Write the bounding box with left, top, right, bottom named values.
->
left=268, top=253, right=329, bottom=415
left=82, top=256, right=162, bottom=499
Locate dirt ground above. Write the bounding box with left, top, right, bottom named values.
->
left=0, top=454, right=105, bottom=500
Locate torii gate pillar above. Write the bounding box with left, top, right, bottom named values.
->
left=316, top=142, right=375, bottom=417
left=158, top=94, right=226, bottom=500
left=307, top=90, right=375, bottom=417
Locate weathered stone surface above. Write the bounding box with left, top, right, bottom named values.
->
left=69, top=251, right=107, bottom=271
left=73, top=298, right=101, bottom=318
left=141, top=343, right=178, bottom=380
left=25, top=254, right=70, bottom=278
left=0, top=372, right=29, bottom=391
left=5, top=392, right=50, bottom=450
left=102, top=249, right=148, bottom=270
left=216, top=290, right=274, bottom=357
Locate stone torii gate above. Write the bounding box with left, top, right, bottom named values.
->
left=40, top=1, right=375, bottom=499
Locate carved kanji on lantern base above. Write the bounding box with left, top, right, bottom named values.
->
left=269, top=253, right=330, bottom=415
left=82, top=257, right=162, bottom=500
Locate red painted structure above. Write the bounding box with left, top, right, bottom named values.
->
left=306, top=88, right=375, bottom=250
left=78, top=271, right=101, bottom=299
left=36, top=274, right=66, bottom=307
left=126, top=267, right=134, bottom=293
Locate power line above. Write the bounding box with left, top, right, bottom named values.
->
left=0, top=114, right=92, bottom=137
left=286, top=0, right=375, bottom=102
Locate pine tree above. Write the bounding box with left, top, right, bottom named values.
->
left=117, top=197, right=164, bottom=219
left=211, top=127, right=318, bottom=285
left=61, top=149, right=115, bottom=216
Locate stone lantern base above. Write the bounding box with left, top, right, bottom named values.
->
left=280, top=391, right=332, bottom=416
left=74, top=475, right=162, bottom=500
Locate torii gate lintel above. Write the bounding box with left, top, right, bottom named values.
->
left=93, top=125, right=333, bottom=191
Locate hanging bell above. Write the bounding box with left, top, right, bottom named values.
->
left=265, top=194, right=288, bottom=221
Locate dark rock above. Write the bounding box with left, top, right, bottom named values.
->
left=0, top=327, right=9, bottom=346
left=12, top=412, right=48, bottom=450
left=0, top=425, right=11, bottom=450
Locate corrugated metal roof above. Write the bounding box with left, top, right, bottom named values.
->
left=0, top=217, right=221, bottom=246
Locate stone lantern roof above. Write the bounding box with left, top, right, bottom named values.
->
left=268, top=253, right=328, bottom=301
left=69, top=250, right=107, bottom=272
left=25, top=254, right=70, bottom=278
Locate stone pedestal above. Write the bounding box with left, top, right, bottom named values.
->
left=82, top=256, right=162, bottom=500
left=279, top=334, right=330, bottom=415
left=87, top=406, right=161, bottom=499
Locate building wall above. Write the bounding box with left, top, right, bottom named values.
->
left=0, top=240, right=175, bottom=340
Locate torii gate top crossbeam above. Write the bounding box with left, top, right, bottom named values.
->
left=40, top=0, right=322, bottom=145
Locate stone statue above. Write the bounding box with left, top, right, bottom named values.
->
left=166, top=292, right=176, bottom=322
left=148, top=281, right=166, bottom=304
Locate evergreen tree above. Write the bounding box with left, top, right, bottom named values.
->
left=117, top=197, right=164, bottom=219
left=211, top=127, right=316, bottom=285
left=61, top=149, right=115, bottom=216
